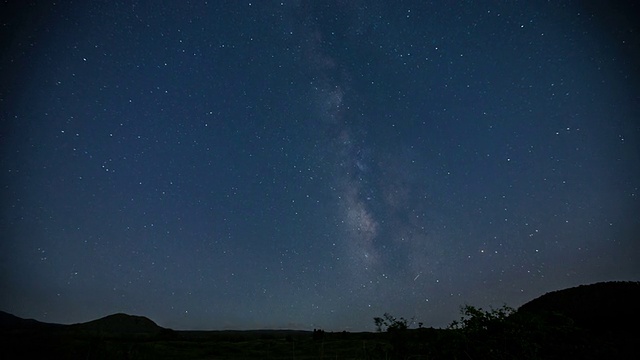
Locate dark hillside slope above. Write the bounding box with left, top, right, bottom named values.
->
left=0, top=311, right=63, bottom=332
left=517, top=281, right=640, bottom=333
left=70, top=313, right=165, bottom=336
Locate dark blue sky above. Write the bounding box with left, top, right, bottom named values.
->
left=1, top=1, right=639, bottom=331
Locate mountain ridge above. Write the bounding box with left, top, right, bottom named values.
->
left=517, top=280, right=640, bottom=332
left=2, top=280, right=639, bottom=333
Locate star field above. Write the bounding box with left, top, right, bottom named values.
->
left=1, top=1, right=639, bottom=331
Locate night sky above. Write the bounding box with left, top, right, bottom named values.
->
left=1, top=1, right=639, bottom=331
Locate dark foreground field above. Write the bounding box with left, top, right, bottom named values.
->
left=1, top=325, right=389, bottom=360
left=2, top=281, right=639, bottom=359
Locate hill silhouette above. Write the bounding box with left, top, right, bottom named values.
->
left=0, top=310, right=62, bottom=332
left=517, top=281, right=640, bottom=333
left=69, top=313, right=165, bottom=336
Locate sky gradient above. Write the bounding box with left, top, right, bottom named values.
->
left=1, top=1, right=639, bottom=331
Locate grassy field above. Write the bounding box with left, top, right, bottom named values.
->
left=2, top=321, right=638, bottom=359
left=2, top=328, right=406, bottom=359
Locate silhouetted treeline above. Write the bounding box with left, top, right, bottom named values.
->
left=373, top=281, right=640, bottom=359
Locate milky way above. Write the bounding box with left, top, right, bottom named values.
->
left=1, top=1, right=638, bottom=331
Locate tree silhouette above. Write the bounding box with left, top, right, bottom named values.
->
left=312, top=328, right=325, bottom=341
left=449, top=304, right=514, bottom=333
left=373, top=313, right=412, bottom=359
left=373, top=313, right=409, bottom=333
